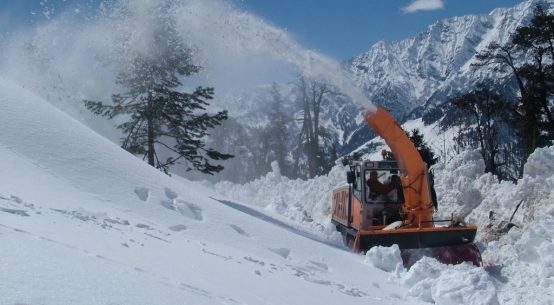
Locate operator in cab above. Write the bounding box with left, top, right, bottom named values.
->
left=366, top=171, right=393, bottom=196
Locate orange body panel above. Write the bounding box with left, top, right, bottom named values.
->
left=331, top=187, right=349, bottom=225
left=351, top=196, right=363, bottom=229
left=331, top=187, right=364, bottom=229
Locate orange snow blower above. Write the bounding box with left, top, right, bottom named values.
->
left=331, top=107, right=481, bottom=266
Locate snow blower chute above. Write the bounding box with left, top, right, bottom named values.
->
left=331, top=107, right=481, bottom=267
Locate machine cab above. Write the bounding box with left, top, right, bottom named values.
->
left=351, top=161, right=404, bottom=204
left=350, top=160, right=404, bottom=227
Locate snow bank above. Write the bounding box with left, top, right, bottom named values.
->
left=518, top=146, right=554, bottom=220
left=362, top=243, right=499, bottom=305
left=364, top=244, right=403, bottom=273
left=432, top=149, right=499, bottom=222
left=401, top=257, right=499, bottom=305
left=482, top=215, right=554, bottom=305
left=434, top=145, right=554, bottom=230
left=432, top=146, right=554, bottom=305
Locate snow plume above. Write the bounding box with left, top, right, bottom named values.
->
left=172, top=0, right=375, bottom=111
left=0, top=0, right=375, bottom=130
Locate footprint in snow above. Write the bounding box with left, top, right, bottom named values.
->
left=10, top=195, right=23, bottom=204
left=269, top=247, right=290, bottom=259
left=308, top=261, right=329, bottom=272
left=244, top=256, right=265, bottom=266
left=134, top=187, right=150, bottom=202
left=175, top=200, right=203, bottom=221
left=159, top=188, right=180, bottom=210
left=168, top=224, right=187, bottom=231
left=229, top=224, right=250, bottom=237
left=0, top=207, right=30, bottom=217
left=160, top=199, right=175, bottom=210
left=135, top=223, right=153, bottom=230
left=164, top=187, right=178, bottom=200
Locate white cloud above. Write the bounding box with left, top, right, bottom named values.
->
left=401, top=0, right=445, bottom=13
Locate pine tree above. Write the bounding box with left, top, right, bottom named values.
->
left=441, top=85, right=516, bottom=180
left=511, top=4, right=554, bottom=153
left=408, top=129, right=438, bottom=168
left=379, top=129, right=437, bottom=167
left=474, top=3, right=554, bottom=159
left=85, top=4, right=232, bottom=175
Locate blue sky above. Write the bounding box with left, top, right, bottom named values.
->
left=232, top=0, right=525, bottom=59
left=1, top=0, right=525, bottom=59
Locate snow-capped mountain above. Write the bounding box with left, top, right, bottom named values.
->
left=348, top=0, right=538, bottom=120
left=214, top=0, right=545, bottom=183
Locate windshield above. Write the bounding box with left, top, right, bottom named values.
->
left=364, top=169, right=399, bottom=203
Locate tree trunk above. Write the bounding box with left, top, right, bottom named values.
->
left=147, top=97, right=156, bottom=167
left=147, top=117, right=155, bottom=167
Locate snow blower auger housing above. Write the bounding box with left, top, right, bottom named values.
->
left=331, top=107, right=481, bottom=266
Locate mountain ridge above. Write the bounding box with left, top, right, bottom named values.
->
left=348, top=0, right=537, bottom=120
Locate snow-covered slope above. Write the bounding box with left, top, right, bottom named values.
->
left=431, top=147, right=554, bottom=305
left=0, top=76, right=431, bottom=304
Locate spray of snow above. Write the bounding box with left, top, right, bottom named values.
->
left=0, top=0, right=376, bottom=133
left=173, top=0, right=375, bottom=111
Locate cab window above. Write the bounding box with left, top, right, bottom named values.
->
left=354, top=166, right=362, bottom=199
left=364, top=169, right=401, bottom=203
